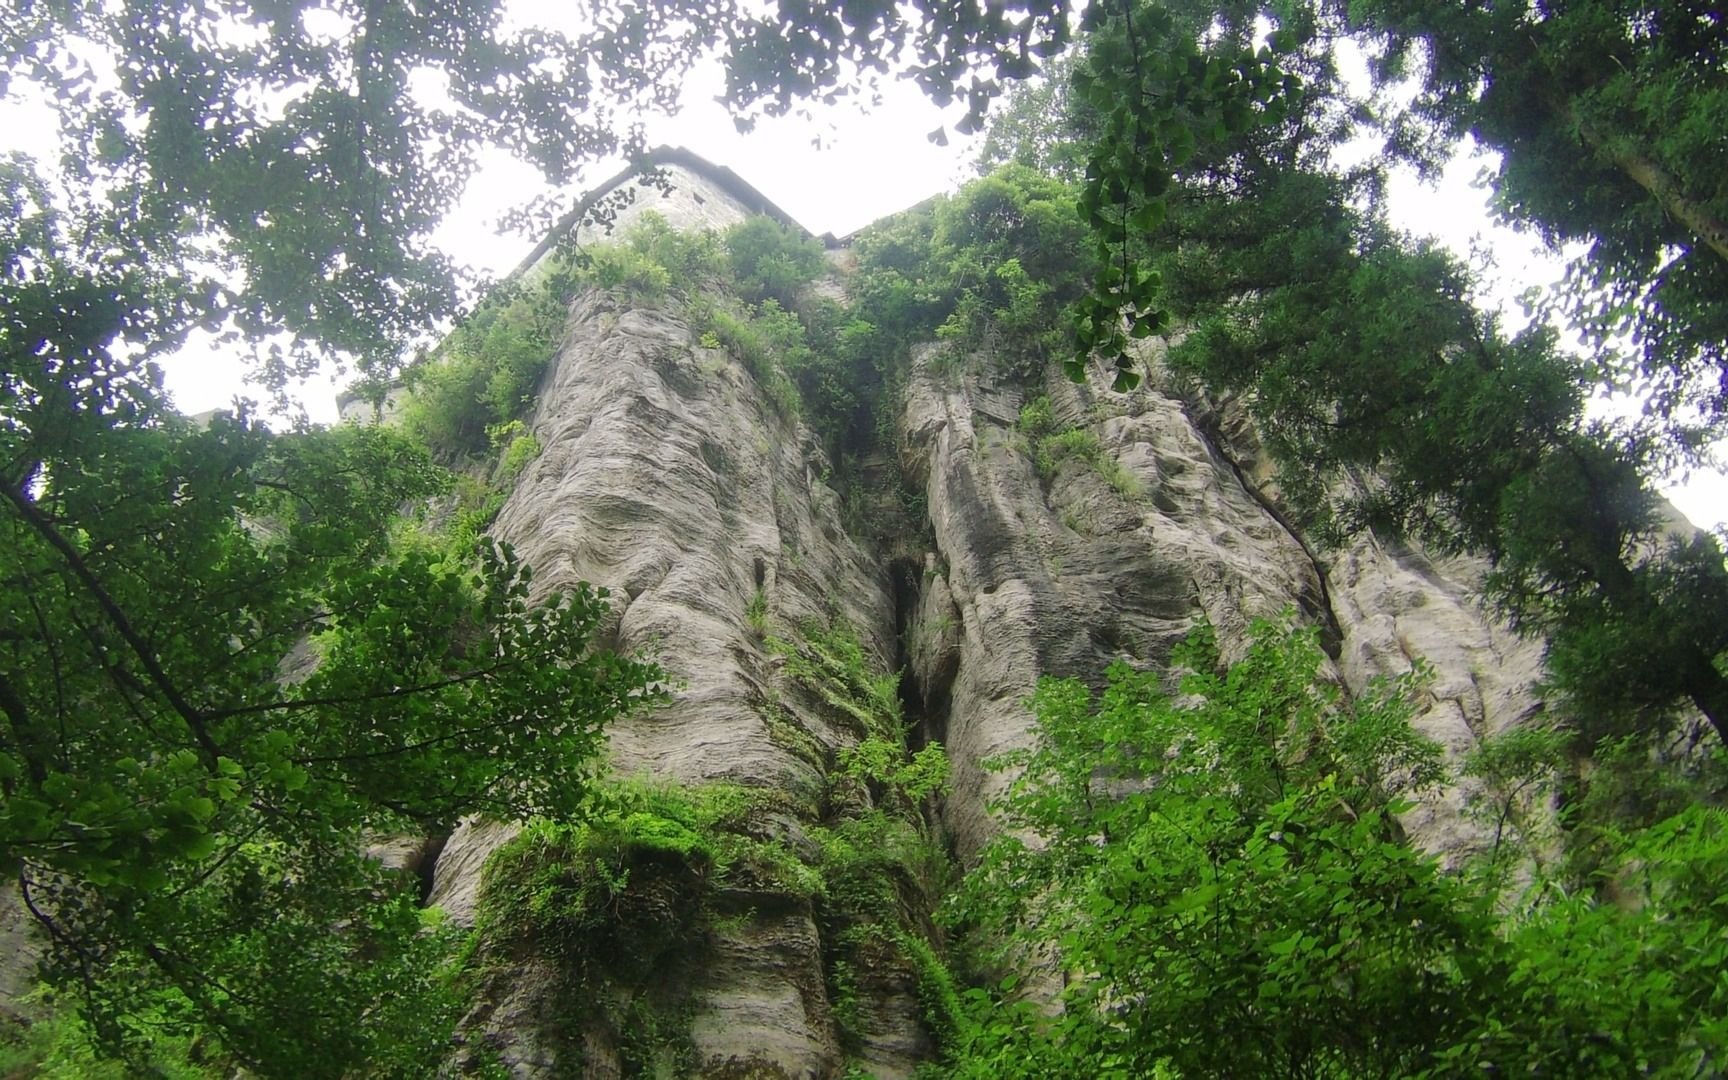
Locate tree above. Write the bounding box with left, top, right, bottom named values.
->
left=937, top=619, right=1728, bottom=1076
left=2, top=0, right=711, bottom=376
left=943, top=618, right=1475, bottom=1078
left=969, top=0, right=1728, bottom=746
left=12, top=0, right=1713, bottom=417
left=1, top=163, right=664, bottom=1072
left=1345, top=0, right=1728, bottom=431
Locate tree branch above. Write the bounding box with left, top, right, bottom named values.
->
left=201, top=661, right=507, bottom=723
left=4, top=483, right=222, bottom=768
left=0, top=670, right=45, bottom=786
left=1593, top=129, right=1728, bottom=266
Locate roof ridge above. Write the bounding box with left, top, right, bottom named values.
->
left=509, top=145, right=828, bottom=278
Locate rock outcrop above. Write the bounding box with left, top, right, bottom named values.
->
left=0, top=153, right=1659, bottom=1075
left=400, top=151, right=1560, bottom=1075
left=897, top=356, right=1324, bottom=859
left=427, top=158, right=918, bottom=1078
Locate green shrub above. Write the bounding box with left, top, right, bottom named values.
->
left=1016, top=405, right=1142, bottom=499
left=1033, top=426, right=1099, bottom=477
left=1016, top=395, right=1057, bottom=440
left=399, top=275, right=564, bottom=460
left=498, top=432, right=540, bottom=480
left=935, top=617, right=1728, bottom=1077
left=0, top=1008, right=214, bottom=1079
left=745, top=586, right=769, bottom=635
left=724, top=216, right=827, bottom=307
left=838, top=736, right=952, bottom=803
left=400, top=214, right=723, bottom=463
left=708, top=303, right=805, bottom=419
left=478, top=811, right=712, bottom=975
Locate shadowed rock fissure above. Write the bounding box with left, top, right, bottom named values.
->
left=1184, top=395, right=1346, bottom=661
left=888, top=556, right=948, bottom=755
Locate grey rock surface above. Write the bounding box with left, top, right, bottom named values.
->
left=898, top=347, right=1557, bottom=864
left=0, top=883, right=43, bottom=1024
left=428, top=282, right=902, bottom=1072
left=428, top=165, right=906, bottom=1075
left=1329, top=537, right=1553, bottom=862
left=1181, top=377, right=1558, bottom=862
left=898, top=354, right=1324, bottom=858
left=421, top=166, right=1564, bottom=1075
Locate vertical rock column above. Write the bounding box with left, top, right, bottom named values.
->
left=900, top=351, right=1555, bottom=870
left=897, top=356, right=1322, bottom=860
left=428, top=285, right=905, bottom=1077
left=1195, top=386, right=1557, bottom=865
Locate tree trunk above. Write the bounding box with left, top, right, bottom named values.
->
left=1689, top=667, right=1728, bottom=749
left=1577, top=116, right=1728, bottom=266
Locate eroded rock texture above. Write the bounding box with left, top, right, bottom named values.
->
left=417, top=161, right=1561, bottom=1076
left=427, top=172, right=915, bottom=1077
left=898, top=356, right=1324, bottom=860
left=0, top=159, right=1614, bottom=1070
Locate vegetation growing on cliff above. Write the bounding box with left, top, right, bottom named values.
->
left=953, top=0, right=1728, bottom=749
left=929, top=619, right=1728, bottom=1076
left=0, top=180, right=666, bottom=1072
left=468, top=618, right=952, bottom=1076
left=0, top=360, right=666, bottom=1074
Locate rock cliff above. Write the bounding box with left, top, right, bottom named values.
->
left=412, top=151, right=1556, bottom=1076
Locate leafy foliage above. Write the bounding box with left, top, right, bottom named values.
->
left=971, top=0, right=1728, bottom=746
left=848, top=165, right=1094, bottom=383
left=757, top=619, right=955, bottom=1058
left=1348, top=0, right=1728, bottom=430
left=397, top=273, right=569, bottom=461
left=0, top=1001, right=211, bottom=1079
left=1155, top=123, right=1728, bottom=742
left=399, top=213, right=726, bottom=460
left=1, top=0, right=732, bottom=375
left=706, top=300, right=813, bottom=421
left=939, top=618, right=1470, bottom=1075
left=2, top=312, right=664, bottom=1072
left=461, top=614, right=958, bottom=1071
left=725, top=216, right=829, bottom=308
left=936, top=618, right=1728, bottom=1077
left=1017, top=396, right=1141, bottom=498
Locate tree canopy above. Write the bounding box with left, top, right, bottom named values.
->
left=1, top=120, right=665, bottom=1072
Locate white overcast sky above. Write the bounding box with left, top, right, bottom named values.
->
left=1, top=22, right=1721, bottom=530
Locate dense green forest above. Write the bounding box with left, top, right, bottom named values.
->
left=4, top=0, right=1726, bottom=1074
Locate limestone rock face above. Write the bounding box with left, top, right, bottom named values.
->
left=427, top=164, right=904, bottom=1074
left=1328, top=538, right=1551, bottom=862
left=465, top=288, right=892, bottom=1075
left=418, top=160, right=1561, bottom=1077
left=898, top=356, right=1325, bottom=859
left=1188, top=385, right=1556, bottom=862
left=495, top=291, right=893, bottom=792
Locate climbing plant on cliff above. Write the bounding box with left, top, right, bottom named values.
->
left=845, top=164, right=1093, bottom=381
